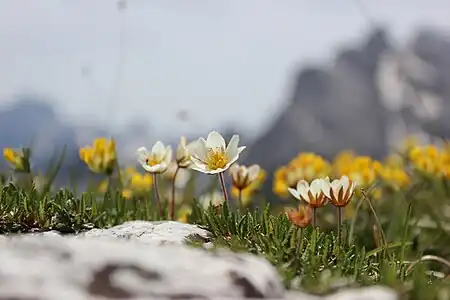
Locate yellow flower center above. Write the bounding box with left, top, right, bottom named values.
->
left=145, top=155, right=161, bottom=166
left=206, top=147, right=228, bottom=170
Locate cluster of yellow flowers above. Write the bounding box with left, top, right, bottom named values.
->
left=273, top=153, right=330, bottom=198
left=273, top=148, right=412, bottom=199
left=407, top=144, right=450, bottom=179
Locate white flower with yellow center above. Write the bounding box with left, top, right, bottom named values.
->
left=190, top=131, right=246, bottom=174
left=137, top=141, right=172, bottom=174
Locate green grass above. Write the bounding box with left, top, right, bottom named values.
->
left=1, top=174, right=450, bottom=299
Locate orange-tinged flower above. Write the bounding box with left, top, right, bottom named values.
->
left=285, top=205, right=313, bottom=228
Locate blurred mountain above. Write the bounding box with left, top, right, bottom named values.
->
left=0, top=96, right=79, bottom=176
left=243, top=27, right=450, bottom=179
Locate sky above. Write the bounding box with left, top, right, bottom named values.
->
left=1, top=0, right=450, bottom=140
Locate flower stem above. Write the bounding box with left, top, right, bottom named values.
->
left=296, top=228, right=305, bottom=256
left=218, top=172, right=228, bottom=203
left=171, top=166, right=180, bottom=221
left=238, top=188, right=243, bottom=212
left=152, top=174, right=163, bottom=218
left=337, top=206, right=342, bottom=247
left=313, top=207, right=317, bottom=228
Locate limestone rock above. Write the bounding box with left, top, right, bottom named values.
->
left=286, top=286, right=398, bottom=300
left=0, top=235, right=284, bottom=299
left=81, top=220, right=212, bottom=246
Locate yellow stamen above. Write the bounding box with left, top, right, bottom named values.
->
left=146, top=155, right=161, bottom=167
left=206, top=147, right=228, bottom=170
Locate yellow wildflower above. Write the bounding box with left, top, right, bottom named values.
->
left=129, top=172, right=153, bottom=192
left=3, top=147, right=31, bottom=172
left=79, top=137, right=116, bottom=175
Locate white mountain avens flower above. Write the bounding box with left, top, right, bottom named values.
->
left=288, top=178, right=330, bottom=208
left=322, top=175, right=356, bottom=207
left=229, top=163, right=260, bottom=190
left=176, top=136, right=197, bottom=168
left=190, top=131, right=246, bottom=175
left=137, top=141, right=172, bottom=174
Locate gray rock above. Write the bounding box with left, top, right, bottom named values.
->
left=325, top=286, right=397, bottom=300
left=286, top=286, right=397, bottom=300
left=0, top=235, right=284, bottom=299
left=81, top=220, right=212, bottom=246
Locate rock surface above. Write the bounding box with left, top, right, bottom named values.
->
left=0, top=221, right=398, bottom=300
left=0, top=235, right=284, bottom=299
left=80, top=220, right=212, bottom=246
left=286, top=286, right=397, bottom=300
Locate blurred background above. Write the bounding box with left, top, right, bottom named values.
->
left=1, top=0, right=450, bottom=190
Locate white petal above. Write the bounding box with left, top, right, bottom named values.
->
left=151, top=141, right=166, bottom=160
left=190, top=156, right=207, bottom=169
left=190, top=164, right=208, bottom=174
left=341, top=176, right=350, bottom=189
left=163, top=146, right=173, bottom=165
left=225, top=134, right=240, bottom=159
left=226, top=154, right=240, bottom=168
left=136, top=147, right=149, bottom=165
left=186, top=141, right=198, bottom=154
left=141, top=164, right=152, bottom=173
left=320, top=179, right=331, bottom=198
left=288, top=188, right=300, bottom=200
left=296, top=180, right=310, bottom=201
left=203, top=168, right=224, bottom=175
left=193, top=138, right=208, bottom=162
left=331, top=180, right=342, bottom=195
left=147, top=164, right=164, bottom=173
left=247, top=165, right=260, bottom=181
left=310, top=179, right=324, bottom=196
left=237, top=146, right=246, bottom=154
left=206, top=131, right=226, bottom=149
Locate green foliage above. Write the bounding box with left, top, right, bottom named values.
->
left=0, top=179, right=449, bottom=299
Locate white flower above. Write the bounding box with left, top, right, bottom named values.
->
left=288, top=178, right=330, bottom=208
left=137, top=141, right=172, bottom=174
left=229, top=163, right=260, bottom=190
left=198, top=190, right=225, bottom=209
left=176, top=136, right=197, bottom=168
left=190, top=131, right=246, bottom=174
left=162, top=161, right=191, bottom=189
left=322, top=175, right=356, bottom=207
